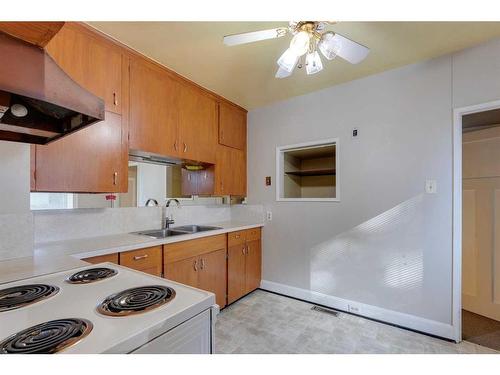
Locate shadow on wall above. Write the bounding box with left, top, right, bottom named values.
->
left=310, top=194, right=425, bottom=311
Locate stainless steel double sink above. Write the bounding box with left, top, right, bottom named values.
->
left=135, top=225, right=222, bottom=239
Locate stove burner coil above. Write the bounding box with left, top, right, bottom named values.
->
left=66, top=267, right=117, bottom=284
left=0, top=318, right=93, bottom=354
left=0, top=284, right=59, bottom=312
left=97, top=285, right=176, bottom=316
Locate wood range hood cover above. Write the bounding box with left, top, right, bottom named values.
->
left=0, top=32, right=105, bottom=144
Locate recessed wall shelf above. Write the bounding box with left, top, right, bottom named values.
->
left=285, top=168, right=336, bottom=177
left=276, top=138, right=339, bottom=202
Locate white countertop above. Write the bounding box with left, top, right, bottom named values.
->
left=0, top=220, right=263, bottom=285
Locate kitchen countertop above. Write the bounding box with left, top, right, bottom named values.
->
left=0, top=220, right=264, bottom=285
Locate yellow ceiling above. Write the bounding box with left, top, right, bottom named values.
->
left=88, top=22, right=500, bottom=109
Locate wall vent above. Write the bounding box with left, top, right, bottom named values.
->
left=311, top=305, right=339, bottom=317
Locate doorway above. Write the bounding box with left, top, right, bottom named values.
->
left=453, top=101, right=500, bottom=350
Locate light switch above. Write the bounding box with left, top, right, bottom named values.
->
left=425, top=180, right=437, bottom=194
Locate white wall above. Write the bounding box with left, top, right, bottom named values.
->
left=137, top=162, right=167, bottom=206
left=248, top=38, right=500, bottom=339
left=0, top=142, right=33, bottom=260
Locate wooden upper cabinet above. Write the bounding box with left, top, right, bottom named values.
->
left=34, top=111, right=126, bottom=193
left=0, top=22, right=64, bottom=47
left=215, top=145, right=246, bottom=196
left=178, top=84, right=217, bottom=164
left=129, top=58, right=179, bottom=156
left=181, top=167, right=215, bottom=196
left=218, top=102, right=247, bottom=150
left=45, top=23, right=122, bottom=114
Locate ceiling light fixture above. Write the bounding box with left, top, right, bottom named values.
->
left=224, top=21, right=370, bottom=79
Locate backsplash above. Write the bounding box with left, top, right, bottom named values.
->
left=0, top=213, right=33, bottom=261
left=34, top=204, right=263, bottom=244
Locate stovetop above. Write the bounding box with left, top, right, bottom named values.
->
left=0, top=263, right=215, bottom=354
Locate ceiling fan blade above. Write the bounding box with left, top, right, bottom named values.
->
left=223, top=28, right=287, bottom=46
left=333, top=33, right=370, bottom=64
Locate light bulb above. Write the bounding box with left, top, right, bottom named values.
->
left=305, top=51, right=323, bottom=75
left=277, top=48, right=298, bottom=73
left=289, top=31, right=310, bottom=57
left=318, top=31, right=342, bottom=60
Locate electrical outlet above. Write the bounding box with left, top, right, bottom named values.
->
left=348, top=305, right=360, bottom=314
left=266, top=211, right=272, bottom=221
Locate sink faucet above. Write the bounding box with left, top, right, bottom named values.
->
left=166, top=198, right=180, bottom=208
left=164, top=214, right=175, bottom=229
left=164, top=199, right=180, bottom=229
left=145, top=198, right=159, bottom=207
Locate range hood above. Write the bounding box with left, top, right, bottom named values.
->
left=129, top=149, right=183, bottom=166
left=0, top=32, right=104, bottom=144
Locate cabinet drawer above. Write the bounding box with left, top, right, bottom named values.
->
left=164, top=234, right=226, bottom=264
left=228, top=230, right=246, bottom=247
left=120, top=246, right=162, bottom=276
left=246, top=227, right=261, bottom=242
left=83, top=253, right=119, bottom=265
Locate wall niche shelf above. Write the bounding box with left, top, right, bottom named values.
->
left=285, top=168, right=336, bottom=177
left=276, top=138, right=339, bottom=202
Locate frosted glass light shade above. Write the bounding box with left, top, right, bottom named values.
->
left=275, top=66, right=293, bottom=79
left=289, top=31, right=310, bottom=57
left=305, top=51, right=323, bottom=75
left=277, top=48, right=298, bottom=72
left=318, top=31, right=342, bottom=60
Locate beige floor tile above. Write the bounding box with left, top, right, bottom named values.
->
left=214, top=290, right=500, bottom=354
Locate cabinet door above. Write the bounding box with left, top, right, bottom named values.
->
left=198, top=249, right=227, bottom=308
left=197, top=167, right=215, bottom=196
left=164, top=256, right=199, bottom=289
left=34, top=111, right=125, bottom=192
left=219, top=102, right=247, bottom=150
left=178, top=84, right=217, bottom=163
left=232, top=148, right=247, bottom=196
left=45, top=23, right=122, bottom=114
left=245, top=240, right=261, bottom=294
left=181, top=169, right=198, bottom=196
left=227, top=244, right=247, bottom=304
left=129, top=59, right=179, bottom=157
left=215, top=146, right=246, bottom=196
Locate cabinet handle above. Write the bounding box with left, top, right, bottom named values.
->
left=113, top=172, right=118, bottom=185
left=133, top=254, right=148, bottom=261
left=235, top=234, right=240, bottom=239
left=246, top=244, right=249, bottom=255
left=174, top=141, right=178, bottom=151
left=113, top=92, right=118, bottom=106
left=193, top=259, right=198, bottom=271
left=242, top=247, right=246, bottom=255
left=183, top=142, right=187, bottom=152
left=200, top=258, right=205, bottom=270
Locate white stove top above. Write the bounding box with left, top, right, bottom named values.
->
left=0, top=263, right=215, bottom=353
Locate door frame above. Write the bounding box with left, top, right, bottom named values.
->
left=452, top=99, right=500, bottom=342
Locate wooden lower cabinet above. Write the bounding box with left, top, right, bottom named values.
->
left=83, top=253, right=119, bottom=265
left=245, top=240, right=262, bottom=293
left=164, top=256, right=199, bottom=289
left=227, top=228, right=262, bottom=304
left=197, top=249, right=227, bottom=308
left=120, top=246, right=162, bottom=277
left=164, top=235, right=227, bottom=308
left=227, top=243, right=246, bottom=304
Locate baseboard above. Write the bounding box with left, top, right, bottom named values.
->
left=260, top=280, right=456, bottom=341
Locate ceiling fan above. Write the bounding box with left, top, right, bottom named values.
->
left=223, top=21, right=370, bottom=78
